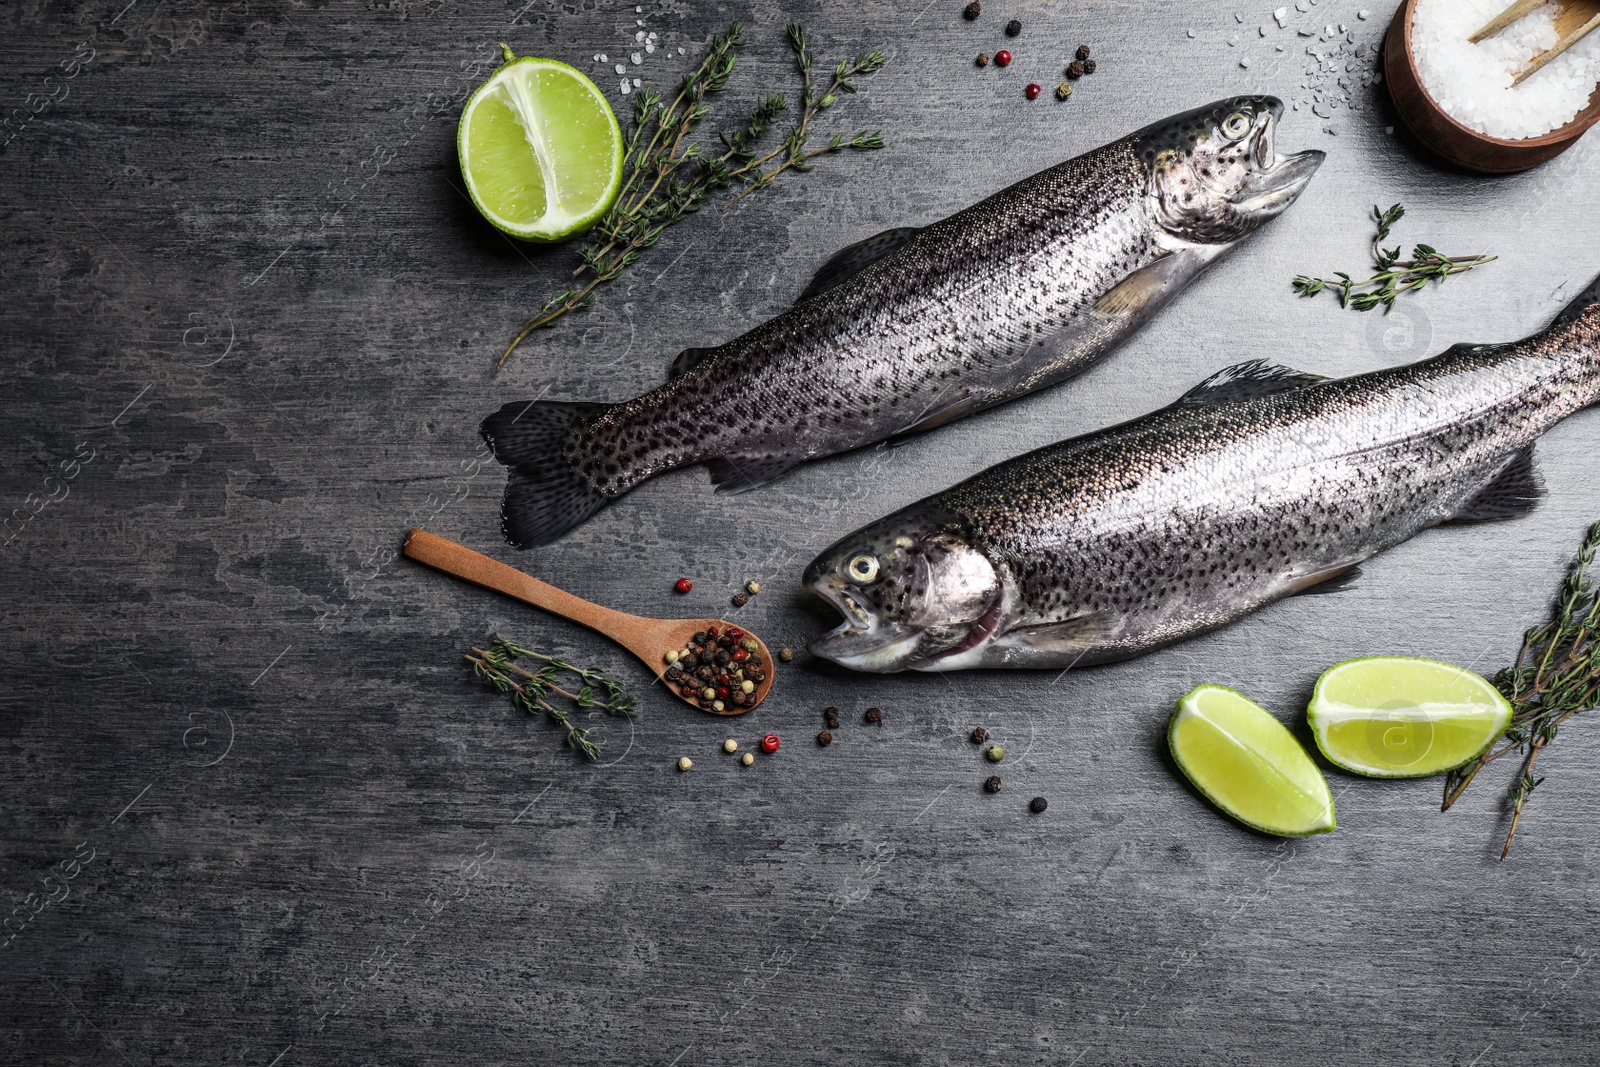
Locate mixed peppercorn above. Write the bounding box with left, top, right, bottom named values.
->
left=663, top=625, right=765, bottom=712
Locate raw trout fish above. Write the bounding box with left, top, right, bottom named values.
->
left=483, top=96, right=1324, bottom=546
left=805, top=277, right=1600, bottom=672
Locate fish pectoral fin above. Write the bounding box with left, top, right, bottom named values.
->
left=1090, top=253, right=1194, bottom=321
left=668, top=346, right=717, bottom=379
left=997, top=612, right=1118, bottom=654
left=1172, top=358, right=1329, bottom=408
left=1447, top=446, right=1546, bottom=523
left=888, top=388, right=988, bottom=444
left=705, top=452, right=804, bottom=494
left=796, top=226, right=924, bottom=303
left=1289, top=562, right=1363, bottom=596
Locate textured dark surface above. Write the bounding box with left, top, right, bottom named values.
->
left=2, top=1, right=1598, bottom=1065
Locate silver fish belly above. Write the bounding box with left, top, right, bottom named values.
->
left=804, top=277, right=1600, bottom=672
left=483, top=96, right=1324, bottom=547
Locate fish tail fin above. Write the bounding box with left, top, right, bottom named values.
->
left=480, top=400, right=616, bottom=548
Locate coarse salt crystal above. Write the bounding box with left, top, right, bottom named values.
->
left=1412, top=0, right=1600, bottom=139
left=616, top=63, right=626, bottom=74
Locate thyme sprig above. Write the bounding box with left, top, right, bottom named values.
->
left=498, top=22, right=887, bottom=369
left=1441, top=520, right=1600, bottom=858
left=466, top=636, right=636, bottom=761
left=1292, top=204, right=1496, bottom=312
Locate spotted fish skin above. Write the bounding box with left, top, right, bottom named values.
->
left=804, top=281, right=1600, bottom=672
left=483, top=96, right=1324, bottom=547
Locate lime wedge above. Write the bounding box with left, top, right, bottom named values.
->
left=1169, top=684, right=1336, bottom=837
left=457, top=47, right=622, bottom=242
left=1307, top=656, right=1512, bottom=778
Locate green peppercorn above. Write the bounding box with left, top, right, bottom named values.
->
left=1056, top=82, right=1073, bottom=100
left=985, top=744, right=1005, bottom=762
left=779, top=647, right=794, bottom=662
left=745, top=580, right=761, bottom=595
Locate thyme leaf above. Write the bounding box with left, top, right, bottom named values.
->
left=498, top=22, right=888, bottom=369
left=1441, top=520, right=1600, bottom=858
left=1292, top=203, right=1495, bottom=314
left=465, top=636, right=636, bottom=761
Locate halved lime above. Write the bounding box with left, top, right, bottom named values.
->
left=1169, top=684, right=1336, bottom=837
left=1307, top=656, right=1512, bottom=779
left=457, top=47, right=622, bottom=242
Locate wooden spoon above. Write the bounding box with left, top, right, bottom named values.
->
left=402, top=529, right=773, bottom=715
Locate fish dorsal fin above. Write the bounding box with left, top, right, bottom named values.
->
left=1090, top=253, right=1191, bottom=320
left=796, top=226, right=923, bottom=303
left=668, top=346, right=717, bottom=379
left=1550, top=269, right=1600, bottom=331
left=1172, top=359, right=1328, bottom=408
left=705, top=452, right=804, bottom=494
left=887, top=387, right=987, bottom=444
left=1447, top=446, right=1545, bottom=523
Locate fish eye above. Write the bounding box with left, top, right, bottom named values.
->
left=1221, top=111, right=1251, bottom=139
left=846, top=554, right=880, bottom=585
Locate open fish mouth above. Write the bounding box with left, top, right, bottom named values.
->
left=814, top=582, right=876, bottom=636
left=1237, top=108, right=1325, bottom=214
left=805, top=581, right=928, bottom=671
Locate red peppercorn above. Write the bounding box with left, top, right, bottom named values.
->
left=707, top=625, right=719, bottom=637
left=716, top=686, right=730, bottom=699
left=994, top=49, right=1011, bottom=66
left=760, top=733, right=780, bottom=754
left=1025, top=82, right=1041, bottom=99
left=674, top=578, right=692, bottom=594
left=733, top=648, right=749, bottom=662
left=727, top=627, right=744, bottom=640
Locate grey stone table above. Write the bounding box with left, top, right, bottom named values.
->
left=4, top=0, right=1598, bottom=1063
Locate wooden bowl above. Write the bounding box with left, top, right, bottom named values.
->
left=1384, top=0, right=1600, bottom=173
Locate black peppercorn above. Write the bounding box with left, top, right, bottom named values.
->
left=1004, top=18, right=1021, bottom=36
left=1075, top=43, right=1091, bottom=60
left=1067, top=59, right=1085, bottom=78
left=1082, top=58, right=1096, bottom=74
left=824, top=706, right=840, bottom=729
left=970, top=727, right=989, bottom=744
left=695, top=665, right=713, bottom=680
left=693, top=631, right=707, bottom=645
left=817, top=730, right=833, bottom=747
left=1029, top=796, right=1048, bottom=813
left=962, top=0, right=980, bottom=19
left=984, top=775, right=1002, bottom=793
left=975, top=52, right=990, bottom=67
left=864, top=707, right=884, bottom=725
left=731, top=592, right=749, bottom=607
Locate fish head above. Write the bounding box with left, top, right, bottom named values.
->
left=1136, top=95, right=1325, bottom=244
left=803, top=507, right=1003, bottom=673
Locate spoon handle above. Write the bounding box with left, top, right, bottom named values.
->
left=403, top=529, right=654, bottom=652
